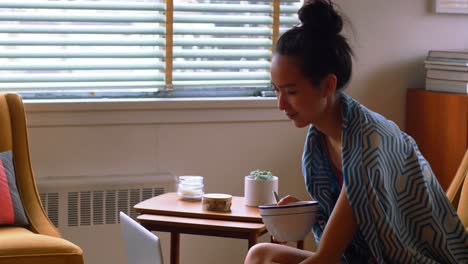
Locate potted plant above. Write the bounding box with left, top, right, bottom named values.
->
left=244, top=169, right=279, bottom=207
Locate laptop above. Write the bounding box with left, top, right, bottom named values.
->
left=119, top=212, right=164, bottom=264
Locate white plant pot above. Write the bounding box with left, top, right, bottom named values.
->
left=244, top=175, right=279, bottom=207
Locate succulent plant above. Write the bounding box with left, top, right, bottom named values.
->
left=249, top=169, right=274, bottom=180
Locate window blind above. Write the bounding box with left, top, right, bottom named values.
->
left=0, top=0, right=300, bottom=98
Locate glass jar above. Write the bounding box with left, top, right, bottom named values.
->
left=176, top=176, right=204, bottom=200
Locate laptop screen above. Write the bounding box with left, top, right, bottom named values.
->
left=120, top=212, right=164, bottom=264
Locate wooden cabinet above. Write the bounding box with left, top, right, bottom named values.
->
left=406, top=89, right=468, bottom=190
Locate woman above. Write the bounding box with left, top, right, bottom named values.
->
left=244, top=1, right=468, bottom=263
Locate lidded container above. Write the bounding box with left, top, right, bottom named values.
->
left=202, top=193, right=232, bottom=212
left=176, top=176, right=204, bottom=200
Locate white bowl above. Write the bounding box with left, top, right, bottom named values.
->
left=259, top=201, right=319, bottom=242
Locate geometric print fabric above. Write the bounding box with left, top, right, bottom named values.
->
left=302, top=93, right=468, bottom=263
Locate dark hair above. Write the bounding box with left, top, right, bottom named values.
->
left=276, top=0, right=353, bottom=90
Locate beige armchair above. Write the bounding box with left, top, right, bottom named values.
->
left=0, top=93, right=84, bottom=264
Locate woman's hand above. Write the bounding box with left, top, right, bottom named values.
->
left=277, top=195, right=300, bottom=205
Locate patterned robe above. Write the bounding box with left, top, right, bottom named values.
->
left=302, top=92, right=468, bottom=263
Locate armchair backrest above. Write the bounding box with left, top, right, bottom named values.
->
left=447, top=149, right=468, bottom=228
left=0, top=93, right=59, bottom=236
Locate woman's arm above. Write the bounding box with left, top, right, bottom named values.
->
left=300, top=187, right=357, bottom=264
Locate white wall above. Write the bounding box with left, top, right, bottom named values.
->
left=26, top=99, right=311, bottom=264
left=24, top=1, right=468, bottom=263
left=336, top=0, right=468, bottom=126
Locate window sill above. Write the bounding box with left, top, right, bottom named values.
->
left=24, top=97, right=285, bottom=127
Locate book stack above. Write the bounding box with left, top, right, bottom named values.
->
left=425, top=50, right=468, bottom=94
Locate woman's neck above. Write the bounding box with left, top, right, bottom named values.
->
left=315, top=93, right=343, bottom=145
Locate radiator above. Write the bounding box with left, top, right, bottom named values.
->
left=36, top=172, right=175, bottom=264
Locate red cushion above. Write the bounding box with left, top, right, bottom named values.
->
left=0, top=150, right=28, bottom=226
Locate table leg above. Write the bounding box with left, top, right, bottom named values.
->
left=297, top=240, right=305, bottom=250
left=270, top=236, right=286, bottom=245
left=248, top=233, right=258, bottom=249
left=170, top=232, right=180, bottom=264
left=271, top=236, right=304, bottom=249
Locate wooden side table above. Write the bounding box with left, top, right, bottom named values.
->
left=134, top=193, right=267, bottom=264
left=134, top=192, right=305, bottom=264
left=137, top=214, right=266, bottom=264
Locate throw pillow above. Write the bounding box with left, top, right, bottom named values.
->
left=0, top=150, right=29, bottom=226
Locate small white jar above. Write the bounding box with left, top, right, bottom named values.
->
left=176, top=176, right=204, bottom=200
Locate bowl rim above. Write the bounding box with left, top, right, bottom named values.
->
left=261, top=211, right=318, bottom=217
left=258, top=200, right=318, bottom=210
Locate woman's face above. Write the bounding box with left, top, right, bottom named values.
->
left=271, top=54, right=328, bottom=128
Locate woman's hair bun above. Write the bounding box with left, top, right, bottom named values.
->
left=298, top=0, right=343, bottom=37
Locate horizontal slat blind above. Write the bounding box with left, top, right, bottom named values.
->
left=171, top=0, right=300, bottom=88
left=0, top=0, right=165, bottom=92
left=0, top=0, right=301, bottom=96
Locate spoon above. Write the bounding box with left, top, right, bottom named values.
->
left=273, top=191, right=280, bottom=203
